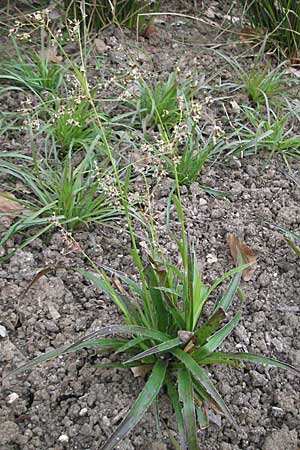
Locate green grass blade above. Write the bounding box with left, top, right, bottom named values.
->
left=196, top=404, right=209, bottom=430
left=125, top=337, right=182, bottom=364
left=144, top=263, right=169, bottom=330
left=101, top=359, right=168, bottom=450
left=178, top=368, right=198, bottom=450
left=115, top=336, right=146, bottom=355
left=210, top=352, right=300, bottom=375
left=193, top=312, right=241, bottom=360
left=80, top=270, right=131, bottom=319
left=206, top=264, right=249, bottom=300
left=9, top=325, right=170, bottom=377
left=166, top=378, right=187, bottom=450
left=194, top=308, right=226, bottom=346
left=214, top=270, right=242, bottom=313
left=172, top=348, right=237, bottom=429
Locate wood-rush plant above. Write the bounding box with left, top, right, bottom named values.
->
left=228, top=107, right=300, bottom=166
left=0, top=40, right=64, bottom=98
left=165, top=122, right=212, bottom=187
left=276, top=225, right=300, bottom=256
left=10, top=199, right=300, bottom=450
left=240, top=0, right=300, bottom=58
left=64, top=0, right=159, bottom=30
left=0, top=145, right=123, bottom=257
left=129, top=72, right=199, bottom=134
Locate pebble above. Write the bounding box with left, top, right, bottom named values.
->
left=6, top=392, right=19, bottom=404
left=58, top=434, right=69, bottom=443
left=79, top=408, right=88, bottom=417
left=0, top=324, right=7, bottom=337
left=206, top=253, right=218, bottom=264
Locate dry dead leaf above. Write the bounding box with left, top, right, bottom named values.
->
left=131, top=365, right=152, bottom=378
left=112, top=276, right=126, bottom=295
left=44, top=45, right=63, bottom=63
left=0, top=192, right=24, bottom=213
left=94, top=38, right=107, bottom=53
left=142, top=24, right=157, bottom=39
left=226, top=233, right=257, bottom=281
left=239, top=27, right=261, bottom=42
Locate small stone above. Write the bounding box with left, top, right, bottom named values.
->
left=177, top=330, right=194, bottom=343
left=58, top=434, right=69, bottom=443
left=47, top=302, right=61, bottom=320
left=199, top=198, right=208, bottom=205
left=257, top=272, right=271, bottom=288
left=79, top=407, right=88, bottom=416
left=208, top=411, right=222, bottom=428
left=272, top=406, right=284, bottom=417
left=211, top=209, right=225, bottom=219
left=151, top=442, right=168, bottom=450
left=0, top=324, right=7, bottom=337
left=250, top=370, right=268, bottom=387
left=6, top=392, right=19, bottom=404
left=206, top=253, right=218, bottom=264
left=94, top=38, right=107, bottom=53
left=102, top=415, right=111, bottom=428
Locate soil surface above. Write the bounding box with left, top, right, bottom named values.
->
left=1, top=1, right=300, bottom=450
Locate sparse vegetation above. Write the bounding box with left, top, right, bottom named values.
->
left=1, top=1, right=300, bottom=449
left=240, top=0, right=300, bottom=58
left=10, top=212, right=300, bottom=449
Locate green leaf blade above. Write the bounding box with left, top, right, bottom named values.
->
left=172, top=348, right=237, bottom=429
left=101, top=359, right=168, bottom=450
left=178, top=368, right=199, bottom=450
left=125, top=337, right=182, bottom=364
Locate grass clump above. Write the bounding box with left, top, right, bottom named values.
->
left=44, top=95, right=108, bottom=153
left=216, top=49, right=291, bottom=110
left=0, top=41, right=64, bottom=97
left=225, top=107, right=300, bottom=166
left=0, top=147, right=122, bottom=256
left=166, top=123, right=212, bottom=186
left=243, top=63, right=288, bottom=107
left=65, top=0, right=159, bottom=30
left=240, top=0, right=300, bottom=58
left=10, top=202, right=300, bottom=449
left=129, top=72, right=199, bottom=133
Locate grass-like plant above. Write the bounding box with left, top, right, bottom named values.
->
left=64, top=0, right=159, bottom=30
left=0, top=147, right=122, bottom=256
left=166, top=124, right=212, bottom=186
left=0, top=41, right=64, bottom=97
left=44, top=96, right=107, bottom=153
left=225, top=107, right=300, bottom=166
left=240, top=0, right=300, bottom=58
left=276, top=225, right=300, bottom=256
left=243, top=64, right=288, bottom=107
left=216, top=49, right=291, bottom=110
left=129, top=72, right=198, bottom=133
left=9, top=200, right=300, bottom=449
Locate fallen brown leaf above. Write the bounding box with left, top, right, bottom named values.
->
left=0, top=192, right=26, bottom=228
left=239, top=27, right=262, bottom=42
left=227, top=233, right=257, bottom=281
left=142, top=24, right=157, bottom=39
left=0, top=192, right=24, bottom=214
left=43, top=45, right=63, bottom=63
left=94, top=38, right=107, bottom=53
left=131, top=365, right=152, bottom=378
